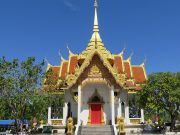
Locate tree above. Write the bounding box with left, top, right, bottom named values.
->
left=0, top=57, right=45, bottom=120
left=0, top=56, right=65, bottom=128
left=136, top=72, right=180, bottom=131
left=43, top=66, right=65, bottom=119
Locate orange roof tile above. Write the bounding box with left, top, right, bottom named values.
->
left=124, top=61, right=131, bottom=79
left=45, top=66, right=60, bottom=84
left=51, top=66, right=60, bottom=76
left=69, top=56, right=78, bottom=74
left=132, top=66, right=146, bottom=84
left=114, top=56, right=123, bottom=73
left=60, top=62, right=68, bottom=78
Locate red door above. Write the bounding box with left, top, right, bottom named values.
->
left=91, top=104, right=101, bottom=124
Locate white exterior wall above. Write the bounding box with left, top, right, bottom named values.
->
left=64, top=89, right=78, bottom=118
left=80, top=83, right=111, bottom=125
left=64, top=85, right=143, bottom=125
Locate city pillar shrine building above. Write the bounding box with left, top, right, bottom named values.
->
left=45, top=0, right=147, bottom=130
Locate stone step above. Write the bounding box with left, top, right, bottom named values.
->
left=79, top=133, right=113, bottom=135
left=80, top=129, right=112, bottom=132
left=81, top=130, right=112, bottom=132
left=81, top=130, right=113, bottom=132
left=78, top=125, right=114, bottom=135
left=78, top=132, right=114, bottom=135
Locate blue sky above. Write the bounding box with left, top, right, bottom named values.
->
left=0, top=0, right=179, bottom=74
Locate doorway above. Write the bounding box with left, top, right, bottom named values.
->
left=91, top=104, right=101, bottom=124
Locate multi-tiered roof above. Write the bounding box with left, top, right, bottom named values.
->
left=45, top=0, right=147, bottom=92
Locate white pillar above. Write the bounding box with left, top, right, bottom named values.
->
left=125, top=94, right=130, bottom=124
left=48, top=107, right=51, bottom=125
left=125, top=105, right=130, bottom=124
left=62, top=102, right=68, bottom=125
left=77, top=84, right=82, bottom=125
left=111, top=85, right=115, bottom=125
left=117, top=97, right=121, bottom=117
left=141, top=109, right=144, bottom=123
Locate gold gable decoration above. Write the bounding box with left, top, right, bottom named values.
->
left=64, top=49, right=126, bottom=89
left=117, top=74, right=126, bottom=85
left=88, top=64, right=102, bottom=78
left=79, top=40, right=114, bottom=60
left=73, top=92, right=78, bottom=104
left=65, top=74, right=76, bottom=86
left=55, top=0, right=127, bottom=89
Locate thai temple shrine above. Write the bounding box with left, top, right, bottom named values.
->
left=44, top=0, right=147, bottom=134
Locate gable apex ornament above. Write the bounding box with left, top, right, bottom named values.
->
left=88, top=64, right=102, bottom=78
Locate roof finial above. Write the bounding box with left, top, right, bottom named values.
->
left=90, top=0, right=102, bottom=42
left=127, top=50, right=134, bottom=61
left=44, top=57, right=52, bottom=70
left=119, top=47, right=126, bottom=56
left=58, top=50, right=66, bottom=62
left=93, top=0, right=99, bottom=32
left=44, top=57, right=51, bottom=66
left=94, top=0, right=98, bottom=7
left=67, top=45, right=74, bottom=56
left=141, top=56, right=147, bottom=66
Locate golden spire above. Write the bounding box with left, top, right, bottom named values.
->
left=93, top=0, right=99, bottom=32
left=90, top=0, right=102, bottom=42
left=80, top=0, right=112, bottom=58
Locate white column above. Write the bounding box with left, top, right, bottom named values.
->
left=117, top=97, right=121, bottom=117
left=48, top=107, right=51, bottom=125
left=77, top=84, right=82, bottom=125
left=125, top=93, right=130, bottom=124
left=141, top=109, right=144, bottom=123
left=111, top=85, right=115, bottom=125
left=125, top=105, right=129, bottom=124
left=62, top=102, right=68, bottom=125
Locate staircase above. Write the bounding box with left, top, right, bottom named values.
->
left=78, top=125, right=114, bottom=135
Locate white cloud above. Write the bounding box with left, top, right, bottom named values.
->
left=63, top=0, right=78, bottom=11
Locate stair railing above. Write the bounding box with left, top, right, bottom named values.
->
left=74, top=120, right=82, bottom=135
left=113, top=124, right=118, bottom=135
left=74, top=124, right=79, bottom=135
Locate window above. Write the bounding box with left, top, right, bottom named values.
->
left=129, top=95, right=141, bottom=118
left=51, top=95, right=64, bottom=119
left=121, top=102, right=125, bottom=118
left=51, top=105, right=63, bottom=119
